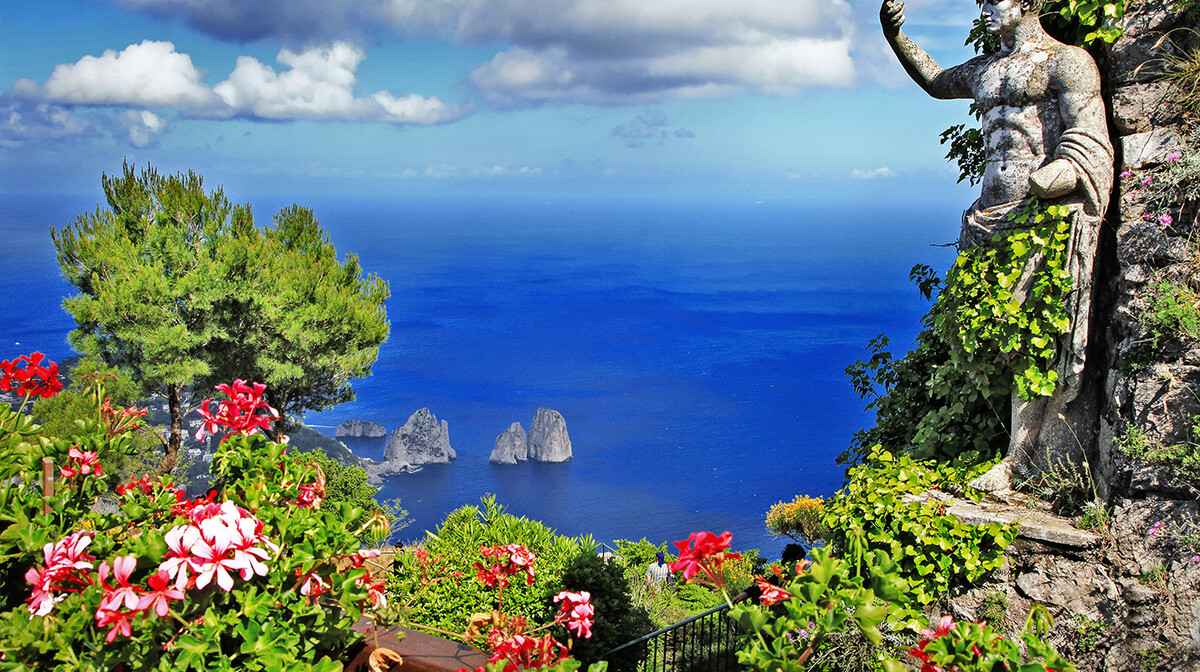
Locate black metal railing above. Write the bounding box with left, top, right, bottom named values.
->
left=599, top=595, right=748, bottom=672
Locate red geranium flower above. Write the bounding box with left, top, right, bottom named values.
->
left=0, top=352, right=63, bottom=399
left=668, top=531, right=741, bottom=587
left=194, top=380, right=280, bottom=440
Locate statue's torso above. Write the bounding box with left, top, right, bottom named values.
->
left=969, top=43, right=1067, bottom=209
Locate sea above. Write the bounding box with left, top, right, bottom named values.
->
left=0, top=193, right=962, bottom=560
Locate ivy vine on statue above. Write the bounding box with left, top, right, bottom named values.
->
left=880, top=0, right=1114, bottom=490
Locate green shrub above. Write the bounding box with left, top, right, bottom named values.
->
left=765, top=496, right=829, bottom=548
left=1117, top=421, right=1200, bottom=485
left=1142, top=279, right=1200, bottom=346
left=551, top=551, right=653, bottom=671
left=391, top=496, right=591, bottom=634
left=289, top=448, right=410, bottom=543
left=822, top=448, right=1019, bottom=612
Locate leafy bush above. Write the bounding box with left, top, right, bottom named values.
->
left=821, top=448, right=1019, bottom=611
left=551, top=551, right=653, bottom=671
left=31, top=356, right=162, bottom=485
left=1042, top=0, right=1128, bottom=46
left=289, top=448, right=410, bottom=544
left=1117, top=421, right=1200, bottom=485
left=391, top=496, right=591, bottom=634
left=765, top=495, right=828, bottom=548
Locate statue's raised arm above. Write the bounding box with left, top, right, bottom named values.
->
left=879, top=0, right=973, bottom=100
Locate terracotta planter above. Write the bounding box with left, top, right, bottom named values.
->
left=347, top=618, right=490, bottom=672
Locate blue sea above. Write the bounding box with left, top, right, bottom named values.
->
left=0, top=193, right=961, bottom=560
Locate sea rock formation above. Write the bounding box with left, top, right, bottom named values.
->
left=490, top=422, right=528, bottom=464
left=385, top=407, right=455, bottom=465
left=527, top=408, right=572, bottom=462
left=360, top=408, right=453, bottom=484
left=335, top=419, right=386, bottom=438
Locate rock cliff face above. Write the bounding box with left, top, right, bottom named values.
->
left=490, top=422, right=528, bottom=464
left=527, top=408, right=572, bottom=462
left=385, top=408, right=455, bottom=465
left=335, top=419, right=386, bottom=438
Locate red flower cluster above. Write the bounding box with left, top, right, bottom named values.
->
left=460, top=632, right=569, bottom=672
left=754, top=577, right=793, bottom=606
left=668, top=531, right=741, bottom=587
left=116, top=474, right=185, bottom=500
left=0, top=352, right=63, bottom=399
left=552, top=590, right=594, bottom=639
left=348, top=549, right=388, bottom=610
left=194, top=380, right=280, bottom=440
left=101, top=398, right=148, bottom=436
left=474, top=544, right=537, bottom=588
left=909, top=615, right=957, bottom=672
left=60, top=447, right=103, bottom=479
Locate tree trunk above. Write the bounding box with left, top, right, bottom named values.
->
left=160, top=383, right=182, bottom=475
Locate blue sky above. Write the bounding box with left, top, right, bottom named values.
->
left=1, top=0, right=986, bottom=201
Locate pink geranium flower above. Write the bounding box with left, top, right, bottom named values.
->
left=553, top=590, right=595, bottom=639
left=61, top=447, right=102, bottom=479
left=95, top=607, right=135, bottom=643
left=1167, top=152, right=1182, bottom=163
left=137, top=571, right=185, bottom=617
left=98, top=555, right=141, bottom=612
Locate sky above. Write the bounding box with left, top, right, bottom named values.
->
left=0, top=0, right=988, bottom=201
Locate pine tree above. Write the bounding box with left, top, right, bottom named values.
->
left=53, top=163, right=389, bottom=472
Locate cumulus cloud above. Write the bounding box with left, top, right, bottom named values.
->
left=7, top=40, right=460, bottom=129
left=850, top=166, right=896, bottom=179
left=43, top=41, right=218, bottom=108
left=213, top=42, right=460, bottom=124
left=610, top=111, right=695, bottom=147
left=0, top=98, right=91, bottom=148
left=107, top=0, right=859, bottom=107
left=118, top=110, right=168, bottom=147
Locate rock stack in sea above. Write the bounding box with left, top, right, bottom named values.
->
left=490, top=422, right=528, bottom=464
left=489, top=408, right=572, bottom=464
left=334, top=419, right=387, bottom=438
left=363, top=408, right=454, bottom=483
left=386, top=408, right=455, bottom=465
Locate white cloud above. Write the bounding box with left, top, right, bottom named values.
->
left=464, top=0, right=858, bottom=106
left=422, top=163, right=542, bottom=178
left=610, top=111, right=695, bottom=147
left=107, top=0, right=860, bottom=107
left=43, top=41, right=218, bottom=108
left=119, top=110, right=168, bottom=147
left=850, top=166, right=897, bottom=179
left=0, top=99, right=90, bottom=148
left=6, top=41, right=460, bottom=133
left=208, top=42, right=461, bottom=124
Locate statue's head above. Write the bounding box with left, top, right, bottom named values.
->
left=978, top=0, right=1041, bottom=34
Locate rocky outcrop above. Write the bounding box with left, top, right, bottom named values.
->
left=490, top=422, right=528, bottom=464
left=360, top=408, right=453, bottom=484
left=527, top=408, right=572, bottom=462
left=335, top=419, right=386, bottom=438
left=385, top=408, right=455, bottom=465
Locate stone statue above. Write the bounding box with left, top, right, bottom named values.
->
left=880, top=0, right=1114, bottom=487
